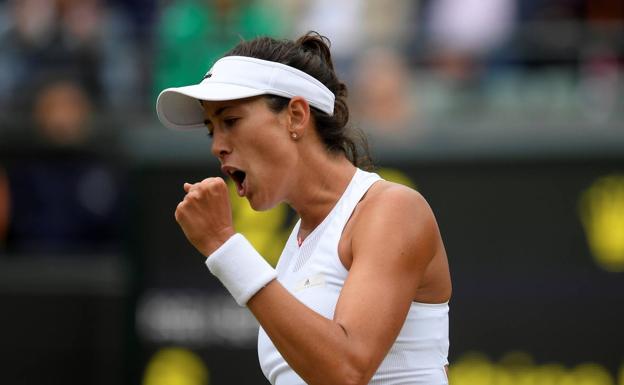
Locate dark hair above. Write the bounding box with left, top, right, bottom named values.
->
left=224, top=32, right=373, bottom=170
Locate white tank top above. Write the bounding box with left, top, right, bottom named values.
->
left=257, top=169, right=450, bottom=385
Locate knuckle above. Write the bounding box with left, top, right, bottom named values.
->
left=199, top=178, right=224, bottom=194
left=214, top=177, right=227, bottom=188
left=200, top=178, right=214, bottom=187
left=186, top=191, right=200, bottom=201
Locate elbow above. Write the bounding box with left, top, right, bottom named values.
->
left=307, top=361, right=372, bottom=385
left=341, top=371, right=370, bottom=385
left=307, top=352, right=374, bottom=385
left=333, top=353, right=376, bottom=385
left=304, top=325, right=379, bottom=385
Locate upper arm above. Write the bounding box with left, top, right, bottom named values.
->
left=333, top=184, right=439, bottom=373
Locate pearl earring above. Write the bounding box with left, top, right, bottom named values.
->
left=291, top=132, right=298, bottom=139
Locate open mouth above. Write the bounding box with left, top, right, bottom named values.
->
left=231, top=170, right=246, bottom=191
left=222, top=166, right=247, bottom=196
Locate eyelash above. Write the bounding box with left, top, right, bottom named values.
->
left=223, top=118, right=238, bottom=127
left=203, top=117, right=238, bottom=137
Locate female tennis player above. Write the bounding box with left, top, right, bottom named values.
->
left=156, top=32, right=451, bottom=385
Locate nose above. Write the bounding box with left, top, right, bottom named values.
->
left=210, top=131, right=231, bottom=160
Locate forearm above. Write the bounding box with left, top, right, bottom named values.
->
left=248, top=281, right=372, bottom=385
left=203, top=234, right=394, bottom=384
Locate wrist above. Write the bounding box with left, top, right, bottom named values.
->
left=205, top=233, right=277, bottom=306
left=202, top=227, right=236, bottom=256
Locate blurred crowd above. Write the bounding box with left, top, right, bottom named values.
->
left=0, top=0, right=623, bottom=255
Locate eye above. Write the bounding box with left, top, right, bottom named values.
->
left=223, top=118, right=239, bottom=127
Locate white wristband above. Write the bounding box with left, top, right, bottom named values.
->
left=205, top=233, right=277, bottom=306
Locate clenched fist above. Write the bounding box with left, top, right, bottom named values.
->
left=175, top=177, right=235, bottom=256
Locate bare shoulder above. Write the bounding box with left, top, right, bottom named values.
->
left=350, top=180, right=439, bottom=258
left=357, top=180, right=436, bottom=227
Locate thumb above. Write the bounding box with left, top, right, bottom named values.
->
left=183, top=182, right=193, bottom=193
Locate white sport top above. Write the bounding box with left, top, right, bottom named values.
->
left=257, top=169, right=450, bottom=385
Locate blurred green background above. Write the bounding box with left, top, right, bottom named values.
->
left=0, top=0, right=623, bottom=384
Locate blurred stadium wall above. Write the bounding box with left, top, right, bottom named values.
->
left=0, top=1, right=622, bottom=384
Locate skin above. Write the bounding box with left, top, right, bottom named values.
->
left=174, top=95, right=452, bottom=385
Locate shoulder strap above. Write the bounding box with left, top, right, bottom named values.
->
left=332, top=169, right=382, bottom=235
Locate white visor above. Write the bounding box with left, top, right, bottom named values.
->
left=156, top=56, right=335, bottom=130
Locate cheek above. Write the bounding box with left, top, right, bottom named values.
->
left=249, top=127, right=294, bottom=170
left=253, top=140, right=295, bottom=185
left=241, top=111, right=295, bottom=197
left=250, top=139, right=296, bottom=202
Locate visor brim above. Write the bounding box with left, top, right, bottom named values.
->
left=156, top=83, right=267, bottom=130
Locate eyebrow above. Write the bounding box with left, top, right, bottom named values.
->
left=201, top=102, right=237, bottom=130
left=207, top=104, right=236, bottom=121
left=213, top=106, right=231, bottom=117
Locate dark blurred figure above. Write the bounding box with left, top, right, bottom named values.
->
left=2, top=78, right=124, bottom=255
left=351, top=47, right=423, bottom=149
left=0, top=167, right=9, bottom=250
left=514, top=0, right=584, bottom=70
left=403, top=0, right=517, bottom=118
left=578, top=0, right=624, bottom=123
left=0, top=0, right=140, bottom=120
left=424, top=0, right=515, bottom=83
left=510, top=0, right=623, bottom=70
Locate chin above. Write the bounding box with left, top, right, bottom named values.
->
left=247, top=195, right=279, bottom=212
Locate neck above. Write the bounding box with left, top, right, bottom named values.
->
left=285, top=154, right=356, bottom=235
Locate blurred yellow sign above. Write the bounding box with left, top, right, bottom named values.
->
left=143, top=347, right=209, bottom=385
left=579, top=174, right=624, bottom=272
left=450, top=351, right=620, bottom=385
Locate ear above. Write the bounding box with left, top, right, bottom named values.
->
left=286, top=96, right=310, bottom=139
